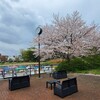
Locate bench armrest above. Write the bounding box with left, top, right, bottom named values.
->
left=54, top=81, right=61, bottom=87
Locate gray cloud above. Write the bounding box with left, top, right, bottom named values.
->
left=0, top=1, right=39, bottom=43
left=0, top=0, right=100, bottom=56
left=11, top=0, right=20, bottom=2
left=0, top=0, right=40, bottom=56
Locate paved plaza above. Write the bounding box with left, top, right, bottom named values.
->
left=0, top=74, right=100, bottom=100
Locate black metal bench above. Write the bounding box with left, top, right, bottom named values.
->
left=52, top=70, right=67, bottom=79
left=9, top=75, right=30, bottom=91
left=54, top=77, right=78, bottom=98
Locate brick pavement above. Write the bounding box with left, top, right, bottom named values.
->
left=0, top=74, right=100, bottom=100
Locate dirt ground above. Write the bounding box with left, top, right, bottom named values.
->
left=0, top=74, right=100, bottom=100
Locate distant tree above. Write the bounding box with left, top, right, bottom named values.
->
left=20, top=48, right=37, bottom=62
left=34, top=11, right=100, bottom=61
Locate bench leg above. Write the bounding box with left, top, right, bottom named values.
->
left=50, top=84, right=52, bottom=90
left=46, top=82, right=48, bottom=88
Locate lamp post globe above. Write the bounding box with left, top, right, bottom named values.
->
left=36, top=27, right=42, bottom=35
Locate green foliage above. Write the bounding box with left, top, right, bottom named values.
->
left=21, top=49, right=38, bottom=62
left=56, top=60, right=69, bottom=71
left=81, top=54, right=100, bottom=68
left=56, top=54, right=100, bottom=72
left=0, top=61, right=5, bottom=65
left=41, top=61, right=53, bottom=66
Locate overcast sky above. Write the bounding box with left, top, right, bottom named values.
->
left=0, top=0, right=100, bottom=56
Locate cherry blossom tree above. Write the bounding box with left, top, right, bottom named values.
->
left=34, top=11, right=100, bottom=61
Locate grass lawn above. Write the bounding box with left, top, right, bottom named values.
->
left=0, top=62, right=38, bottom=67
left=76, top=68, right=100, bottom=75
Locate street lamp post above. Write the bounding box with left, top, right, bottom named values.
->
left=36, top=26, right=42, bottom=78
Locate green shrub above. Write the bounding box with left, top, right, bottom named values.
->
left=56, top=54, right=100, bottom=72
left=55, top=60, right=69, bottom=71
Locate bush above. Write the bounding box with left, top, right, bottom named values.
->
left=55, top=60, right=69, bottom=71
left=56, top=54, right=100, bottom=72
left=56, top=58, right=88, bottom=72
left=82, top=54, right=100, bottom=69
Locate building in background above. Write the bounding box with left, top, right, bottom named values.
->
left=0, top=53, right=8, bottom=62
